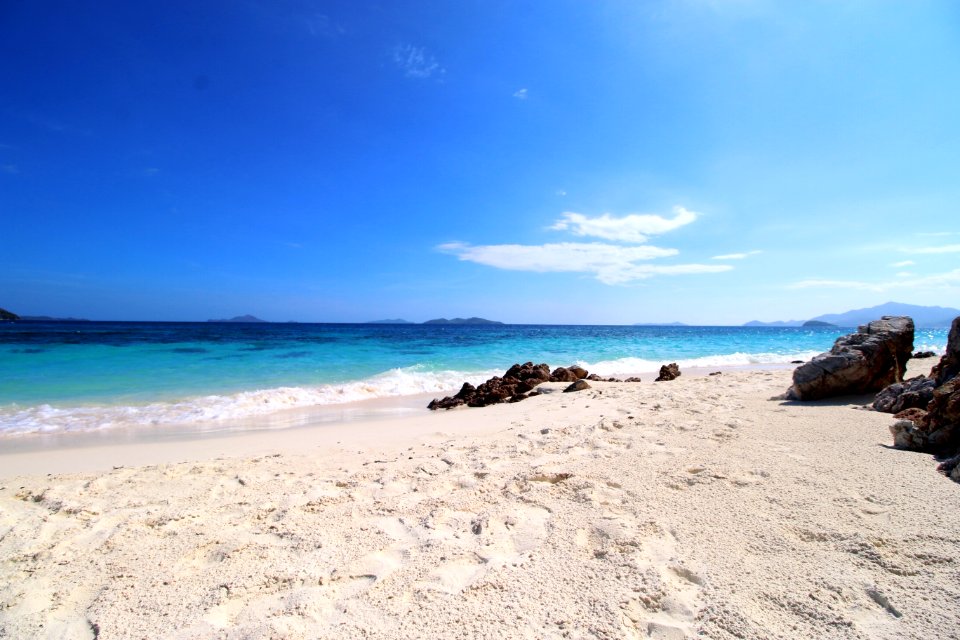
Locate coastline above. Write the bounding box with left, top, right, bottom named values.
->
left=1, top=363, right=801, bottom=478
left=2, top=358, right=957, bottom=639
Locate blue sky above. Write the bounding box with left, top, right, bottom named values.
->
left=2, top=0, right=959, bottom=324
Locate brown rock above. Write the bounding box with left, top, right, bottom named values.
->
left=893, top=407, right=928, bottom=422
left=931, top=316, right=960, bottom=386
left=872, top=376, right=936, bottom=414
left=550, top=367, right=580, bottom=383
left=888, top=316, right=960, bottom=466
left=567, top=365, right=588, bottom=379
left=788, top=316, right=914, bottom=401
left=655, top=363, right=681, bottom=382
left=563, top=380, right=592, bottom=393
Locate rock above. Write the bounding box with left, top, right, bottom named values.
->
left=624, top=377, right=642, bottom=383
left=790, top=360, right=804, bottom=364
left=886, top=316, right=960, bottom=466
left=787, top=316, right=914, bottom=401
left=505, top=362, right=552, bottom=384
left=550, top=367, right=580, bottom=383
left=567, top=365, right=588, bottom=379
left=563, top=380, right=592, bottom=393
left=913, top=350, right=937, bottom=359
left=937, top=453, right=960, bottom=482
left=890, top=419, right=922, bottom=449
left=894, top=407, right=928, bottom=422
left=872, top=376, right=937, bottom=413
left=428, top=362, right=553, bottom=410
left=586, top=373, right=604, bottom=382
left=0, top=307, right=19, bottom=321
left=709, top=371, right=722, bottom=376
left=931, top=316, right=960, bottom=386
left=655, top=363, right=681, bottom=382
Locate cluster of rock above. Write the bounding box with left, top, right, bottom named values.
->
left=787, top=316, right=914, bottom=401
left=881, top=317, right=960, bottom=481
left=427, top=361, right=654, bottom=411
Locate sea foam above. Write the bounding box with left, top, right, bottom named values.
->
left=579, top=350, right=824, bottom=376
left=0, top=366, right=497, bottom=435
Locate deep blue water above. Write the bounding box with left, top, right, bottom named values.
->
left=0, top=321, right=948, bottom=435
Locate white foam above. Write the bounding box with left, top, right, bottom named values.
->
left=579, top=351, right=824, bottom=376
left=0, top=366, right=497, bottom=436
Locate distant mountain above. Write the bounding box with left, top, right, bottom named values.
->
left=208, top=314, right=267, bottom=323
left=743, top=320, right=804, bottom=327
left=367, top=319, right=414, bottom=324
left=633, top=322, right=688, bottom=326
left=0, top=307, right=19, bottom=321
left=802, top=320, right=836, bottom=327
left=19, top=315, right=90, bottom=322
left=423, top=317, right=503, bottom=325
left=810, top=302, right=960, bottom=328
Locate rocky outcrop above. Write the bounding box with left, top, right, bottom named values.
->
left=931, top=317, right=960, bottom=386
left=0, top=307, right=19, bottom=321
left=655, top=363, right=680, bottom=382
left=872, top=376, right=937, bottom=414
left=787, top=316, right=914, bottom=400
left=913, top=350, right=937, bottom=359
left=886, top=316, right=960, bottom=482
left=429, top=361, right=587, bottom=410
left=427, top=361, right=643, bottom=410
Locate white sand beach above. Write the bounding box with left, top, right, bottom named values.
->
left=1, top=360, right=957, bottom=639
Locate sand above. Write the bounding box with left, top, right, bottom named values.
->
left=1, top=361, right=958, bottom=639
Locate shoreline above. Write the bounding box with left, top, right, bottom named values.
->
left=1, top=363, right=810, bottom=479
left=1, top=358, right=956, bottom=638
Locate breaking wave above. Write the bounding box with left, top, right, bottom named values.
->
left=0, top=366, right=496, bottom=435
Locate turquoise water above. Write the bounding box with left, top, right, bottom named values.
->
left=0, top=321, right=948, bottom=435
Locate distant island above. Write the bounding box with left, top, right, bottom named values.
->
left=367, top=319, right=414, bottom=324
left=423, top=317, right=503, bottom=325
left=207, top=315, right=267, bottom=323
left=0, top=308, right=92, bottom=322
left=744, top=301, right=960, bottom=328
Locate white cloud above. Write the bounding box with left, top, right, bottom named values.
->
left=891, top=260, right=914, bottom=267
left=550, top=206, right=698, bottom=243
left=556, top=190, right=567, bottom=196
left=438, top=241, right=730, bottom=285
left=513, top=88, right=528, bottom=99
left=788, top=268, right=960, bottom=292
left=712, top=250, right=761, bottom=260
left=393, top=44, right=444, bottom=79
left=910, top=244, right=960, bottom=254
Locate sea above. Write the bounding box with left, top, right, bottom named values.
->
left=0, top=321, right=949, bottom=437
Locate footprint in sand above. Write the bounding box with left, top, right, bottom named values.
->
left=619, top=529, right=706, bottom=640
left=414, top=503, right=552, bottom=593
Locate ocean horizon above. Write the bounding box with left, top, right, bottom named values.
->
left=0, top=320, right=949, bottom=437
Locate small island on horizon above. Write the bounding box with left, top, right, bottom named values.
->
left=207, top=315, right=268, bottom=323
left=423, top=317, right=504, bottom=325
